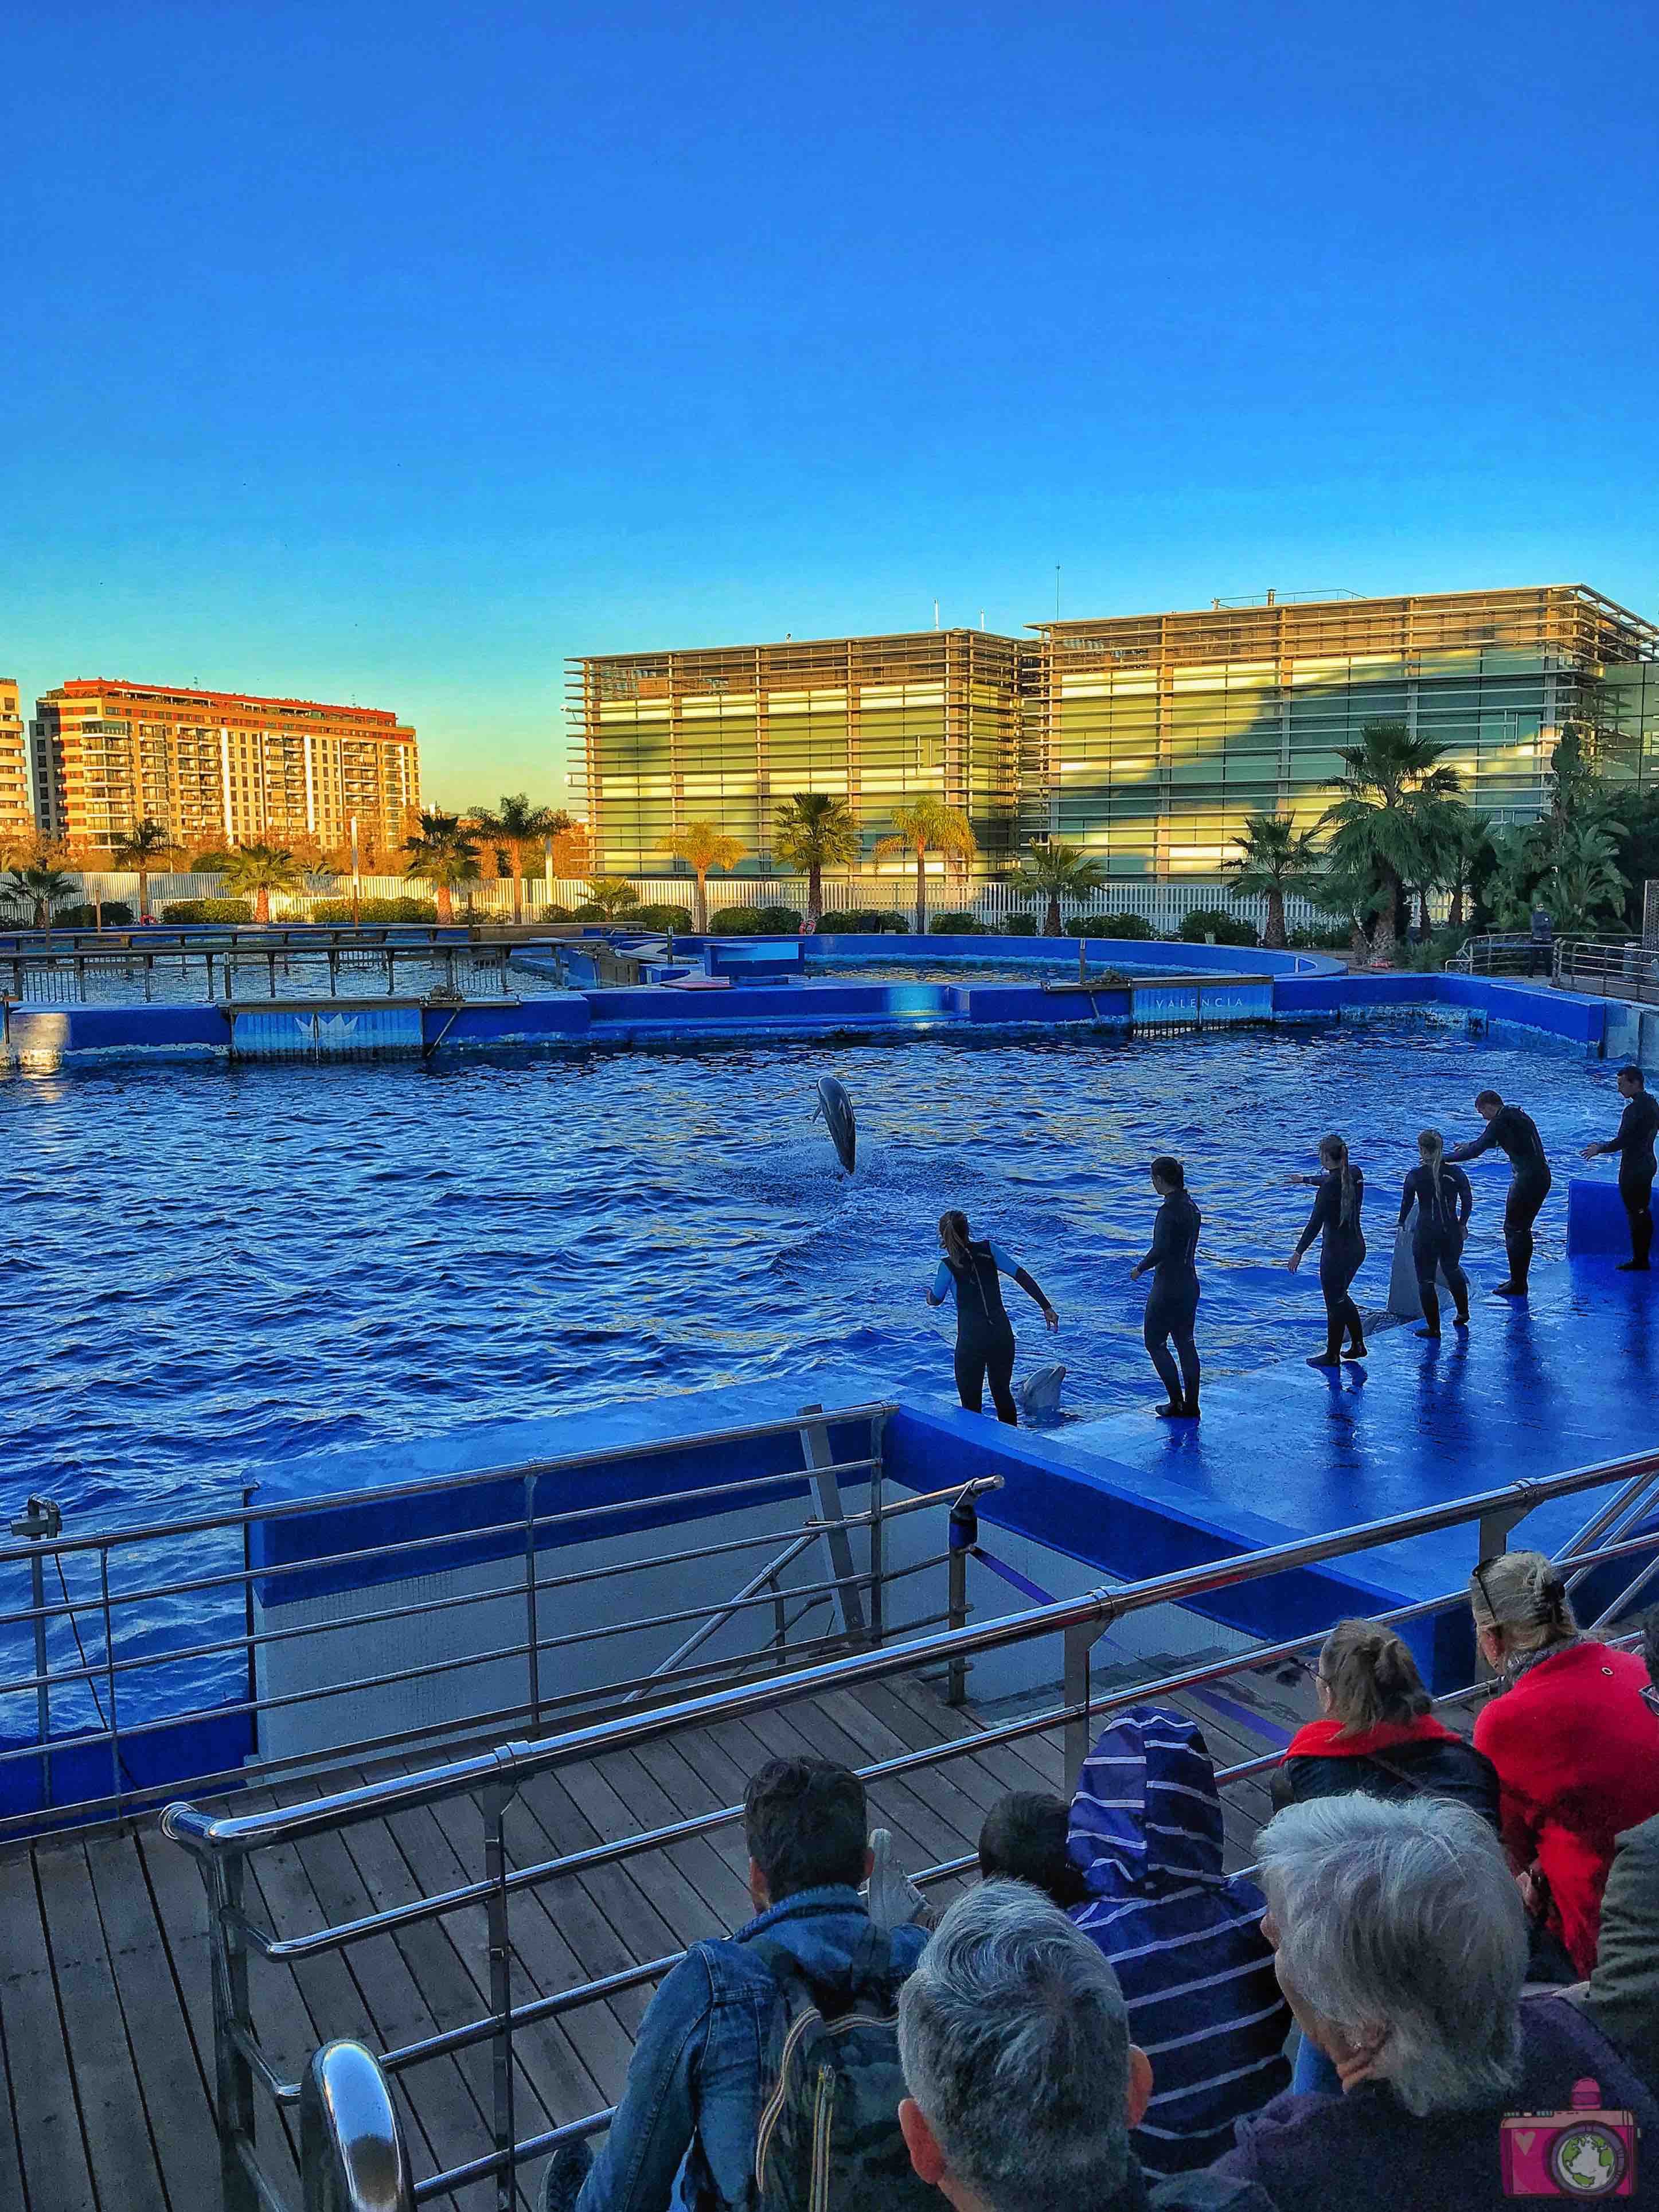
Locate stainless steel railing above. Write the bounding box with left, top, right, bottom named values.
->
left=0, top=1400, right=920, bottom=1836
left=300, top=2043, right=416, bottom=2212
left=162, top=1440, right=1659, bottom=2212
left=1553, top=937, right=1659, bottom=1005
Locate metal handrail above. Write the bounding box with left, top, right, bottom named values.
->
left=0, top=1402, right=904, bottom=1834
left=299, top=2043, right=415, bottom=2212
left=161, top=1440, right=1659, bottom=2212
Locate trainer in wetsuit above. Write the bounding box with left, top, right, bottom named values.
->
left=1446, top=1089, right=1551, bottom=1296
left=1287, top=1133, right=1367, bottom=1368
left=1130, top=1154, right=1201, bottom=1421
left=1398, top=1129, right=1473, bottom=1339
left=1583, top=1065, right=1659, bottom=1271
left=926, top=1210, right=1057, bottom=1425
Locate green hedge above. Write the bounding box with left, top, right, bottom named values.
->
left=629, top=903, right=693, bottom=931
left=824, top=908, right=908, bottom=934
left=1067, top=913, right=1154, bottom=941
left=1002, top=914, right=1039, bottom=935
left=930, top=912, right=987, bottom=934
left=57, top=902, right=135, bottom=928
left=540, top=903, right=572, bottom=922
left=1178, top=907, right=1260, bottom=947
left=309, top=896, right=440, bottom=924
left=161, top=898, right=254, bottom=923
left=708, top=906, right=763, bottom=935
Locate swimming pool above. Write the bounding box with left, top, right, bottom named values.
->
left=5, top=1016, right=1629, bottom=1542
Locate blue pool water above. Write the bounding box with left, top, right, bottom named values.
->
left=5, top=1016, right=1630, bottom=1538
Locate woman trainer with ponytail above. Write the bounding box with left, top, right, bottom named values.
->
left=1286, top=1134, right=1367, bottom=1367
left=1397, top=1129, right=1473, bottom=1339
left=1470, top=1550, right=1659, bottom=1976
left=926, top=1211, right=1057, bottom=1425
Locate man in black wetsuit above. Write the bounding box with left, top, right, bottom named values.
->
left=1583, top=1066, right=1659, bottom=1271
left=1446, top=1089, right=1551, bottom=1297
left=1130, top=1156, right=1200, bottom=1421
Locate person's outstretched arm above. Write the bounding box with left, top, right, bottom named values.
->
left=1289, top=1182, right=1329, bottom=1267
left=1584, top=1100, right=1635, bottom=1160
left=1445, top=1121, right=1498, bottom=1165
left=990, top=1243, right=1058, bottom=1328
left=925, top=1257, right=954, bottom=1309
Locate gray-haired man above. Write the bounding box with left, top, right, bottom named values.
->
left=896, top=1881, right=1274, bottom=2212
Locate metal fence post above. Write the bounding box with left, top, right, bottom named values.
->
left=525, top=1473, right=542, bottom=1734
left=9, top=1497, right=61, bottom=1810
left=207, top=1851, right=260, bottom=2212
left=868, top=1445, right=885, bottom=1652
left=946, top=1493, right=977, bottom=1707
left=1063, top=1620, right=1096, bottom=1794
left=482, top=1781, right=517, bottom=2212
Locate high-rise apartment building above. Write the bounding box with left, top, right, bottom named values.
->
left=0, top=678, right=32, bottom=842
left=569, top=629, right=1021, bottom=877
left=573, top=585, right=1658, bottom=880
left=29, top=680, right=419, bottom=859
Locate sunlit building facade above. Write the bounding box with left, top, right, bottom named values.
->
left=569, top=629, right=1021, bottom=877
left=30, top=679, right=420, bottom=859
left=0, top=678, right=32, bottom=842
left=573, top=586, right=1658, bottom=880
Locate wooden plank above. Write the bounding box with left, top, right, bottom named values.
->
left=82, top=1831, right=231, bottom=2212
left=0, top=1868, right=33, bottom=2212
left=33, top=1841, right=170, bottom=2212
left=0, top=1849, right=94, bottom=2212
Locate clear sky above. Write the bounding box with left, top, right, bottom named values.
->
left=5, top=0, right=1656, bottom=808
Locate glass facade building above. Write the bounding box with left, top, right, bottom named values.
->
left=573, top=586, right=1657, bottom=881
left=570, top=629, right=1022, bottom=877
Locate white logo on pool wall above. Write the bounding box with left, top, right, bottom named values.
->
left=295, top=1015, right=360, bottom=1046
left=1500, top=2079, right=1637, bottom=2195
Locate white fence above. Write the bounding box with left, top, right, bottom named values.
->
left=47, top=871, right=1332, bottom=936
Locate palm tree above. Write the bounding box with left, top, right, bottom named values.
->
left=1434, top=807, right=1495, bottom=930
left=1539, top=822, right=1629, bottom=936
left=1221, top=816, right=1324, bottom=950
left=220, top=844, right=302, bottom=926
left=1, top=865, right=76, bottom=943
left=401, top=811, right=481, bottom=926
left=1013, top=840, right=1108, bottom=937
left=873, top=797, right=978, bottom=935
left=1318, top=721, right=1461, bottom=963
left=110, top=819, right=179, bottom=922
left=772, top=794, right=861, bottom=925
left=581, top=876, right=643, bottom=919
left=469, top=794, right=565, bottom=924
left=658, top=821, right=748, bottom=932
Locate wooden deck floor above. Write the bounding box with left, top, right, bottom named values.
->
left=0, top=1654, right=1330, bottom=2212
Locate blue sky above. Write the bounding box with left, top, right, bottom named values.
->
left=4, top=0, right=1656, bottom=807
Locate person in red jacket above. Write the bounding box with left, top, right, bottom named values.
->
left=1470, top=1550, right=1659, bottom=1977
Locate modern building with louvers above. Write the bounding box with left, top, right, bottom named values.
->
left=571, top=584, right=1658, bottom=881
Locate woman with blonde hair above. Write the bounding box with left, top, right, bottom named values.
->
left=1396, top=1129, right=1473, bottom=1340
left=925, top=1210, right=1057, bottom=1425
left=1271, top=1618, right=1498, bottom=1825
left=1286, top=1134, right=1367, bottom=1367
left=1470, top=1549, right=1659, bottom=1976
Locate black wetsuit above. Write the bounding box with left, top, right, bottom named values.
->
left=1447, top=1107, right=1551, bottom=1292
left=1398, top=1162, right=1473, bottom=1333
left=1602, top=1089, right=1659, bottom=1268
left=940, top=1239, right=1050, bottom=1425
left=1140, top=1189, right=1201, bottom=1413
left=1294, top=1168, right=1367, bottom=1359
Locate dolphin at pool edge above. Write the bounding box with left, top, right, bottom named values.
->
left=814, top=1076, right=857, bottom=1173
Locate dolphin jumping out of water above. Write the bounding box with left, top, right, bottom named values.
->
left=813, top=1075, right=857, bottom=1173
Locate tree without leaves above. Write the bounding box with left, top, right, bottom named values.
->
left=1222, top=816, right=1325, bottom=950
left=873, top=797, right=978, bottom=935
left=110, top=818, right=179, bottom=922
left=1318, top=721, right=1462, bottom=963
left=658, top=821, right=747, bottom=932
left=772, top=794, right=861, bottom=925
left=1013, top=840, right=1108, bottom=938
left=400, top=810, right=481, bottom=926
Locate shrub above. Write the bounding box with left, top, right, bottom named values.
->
left=825, top=907, right=908, bottom=934
left=1002, top=912, right=1039, bottom=935
left=57, top=902, right=135, bottom=928
left=1178, top=907, right=1260, bottom=948
left=1068, top=912, right=1154, bottom=941
left=309, top=896, right=440, bottom=924
left=708, top=906, right=764, bottom=935
left=930, top=911, right=986, bottom=934
left=1287, top=924, right=1357, bottom=951
left=538, top=903, right=572, bottom=923
left=629, top=903, right=693, bottom=932
left=161, top=898, right=253, bottom=923
left=751, top=904, right=804, bottom=933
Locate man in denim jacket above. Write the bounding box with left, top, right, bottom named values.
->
left=547, top=1756, right=928, bottom=2212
